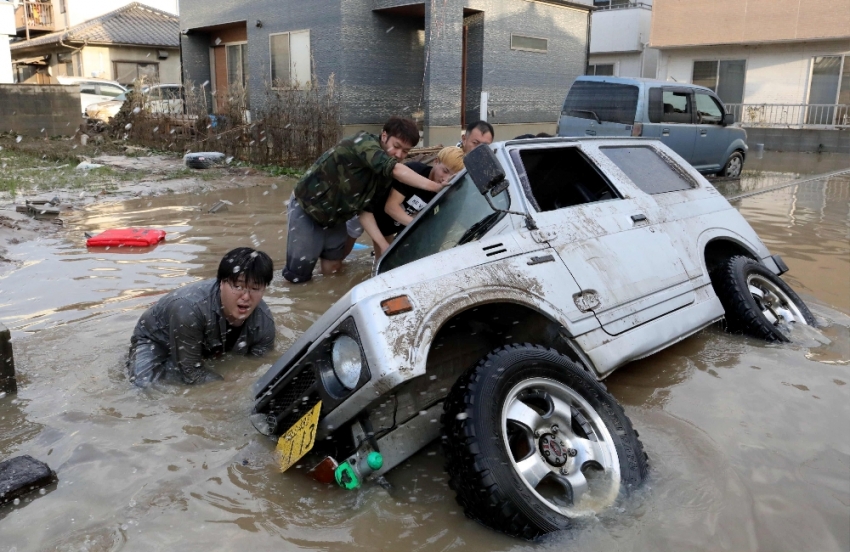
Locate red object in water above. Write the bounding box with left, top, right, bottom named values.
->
left=86, top=228, right=166, bottom=248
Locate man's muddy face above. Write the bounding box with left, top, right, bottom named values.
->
left=381, top=131, right=415, bottom=161
left=461, top=127, right=494, bottom=154
left=220, top=276, right=265, bottom=326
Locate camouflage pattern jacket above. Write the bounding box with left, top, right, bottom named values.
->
left=293, top=131, right=398, bottom=227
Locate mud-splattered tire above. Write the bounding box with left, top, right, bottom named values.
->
left=711, top=255, right=816, bottom=342
left=441, top=344, right=648, bottom=540
left=721, top=151, right=744, bottom=178
left=184, top=152, right=225, bottom=169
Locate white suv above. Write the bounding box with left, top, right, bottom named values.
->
left=56, top=76, right=127, bottom=117
left=252, top=137, right=815, bottom=539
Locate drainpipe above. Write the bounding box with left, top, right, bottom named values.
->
left=585, top=8, right=592, bottom=75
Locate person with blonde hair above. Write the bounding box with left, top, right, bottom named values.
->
left=360, top=146, right=465, bottom=257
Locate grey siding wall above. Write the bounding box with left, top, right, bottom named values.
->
left=340, top=2, right=426, bottom=126
left=178, top=0, right=588, bottom=127
left=179, top=0, right=343, bottom=113
left=467, top=0, right=589, bottom=125
left=0, top=85, right=81, bottom=136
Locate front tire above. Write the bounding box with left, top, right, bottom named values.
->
left=711, top=255, right=816, bottom=342
left=722, top=151, right=744, bottom=178
left=441, top=344, right=647, bottom=539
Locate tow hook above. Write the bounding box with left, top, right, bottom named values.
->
left=334, top=451, right=384, bottom=490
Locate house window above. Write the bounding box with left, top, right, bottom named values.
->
left=226, top=43, right=248, bottom=88
left=587, top=64, right=615, bottom=76
left=807, top=55, right=849, bottom=125
left=692, top=60, right=746, bottom=104
left=113, top=61, right=159, bottom=85
left=510, top=34, right=548, bottom=53
left=269, top=30, right=311, bottom=88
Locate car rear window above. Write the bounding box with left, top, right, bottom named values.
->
left=601, top=146, right=697, bottom=194
left=562, top=81, right=639, bottom=125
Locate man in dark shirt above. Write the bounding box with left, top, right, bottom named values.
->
left=360, top=146, right=465, bottom=256
left=283, top=116, right=451, bottom=283
left=128, top=247, right=275, bottom=387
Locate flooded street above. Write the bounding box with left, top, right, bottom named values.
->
left=1, top=152, right=848, bottom=551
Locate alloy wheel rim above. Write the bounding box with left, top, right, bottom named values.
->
left=728, top=156, right=742, bottom=177
left=746, top=274, right=808, bottom=329
left=500, top=377, right=621, bottom=517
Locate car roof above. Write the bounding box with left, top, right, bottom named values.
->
left=574, top=75, right=715, bottom=94
left=500, top=136, right=652, bottom=148
left=57, top=76, right=126, bottom=87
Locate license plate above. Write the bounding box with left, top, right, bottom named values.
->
left=275, top=401, right=322, bottom=472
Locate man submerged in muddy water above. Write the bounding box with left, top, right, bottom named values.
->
left=283, top=116, right=452, bottom=283
left=128, top=247, right=275, bottom=387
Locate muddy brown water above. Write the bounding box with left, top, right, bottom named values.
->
left=1, top=156, right=848, bottom=551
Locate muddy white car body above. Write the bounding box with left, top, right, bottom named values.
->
left=253, top=137, right=808, bottom=538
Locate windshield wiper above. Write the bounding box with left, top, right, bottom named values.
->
left=458, top=212, right=503, bottom=246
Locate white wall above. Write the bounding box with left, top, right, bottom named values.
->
left=590, top=6, right=652, bottom=54
left=0, top=2, right=12, bottom=84
left=588, top=49, right=658, bottom=78
left=64, top=0, right=177, bottom=27
left=81, top=45, right=180, bottom=83
left=656, top=39, right=850, bottom=104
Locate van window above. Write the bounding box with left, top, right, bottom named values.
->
left=79, top=83, right=97, bottom=95
left=695, top=93, right=723, bottom=124
left=601, top=147, right=697, bottom=194
left=660, top=90, right=692, bottom=124
left=562, top=81, right=639, bottom=125
left=516, top=147, right=620, bottom=211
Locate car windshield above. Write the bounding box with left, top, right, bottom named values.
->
left=377, top=173, right=510, bottom=274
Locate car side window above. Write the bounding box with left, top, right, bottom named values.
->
left=601, top=146, right=698, bottom=194
left=661, top=90, right=692, bottom=124
left=79, top=83, right=97, bottom=95
left=100, top=84, right=124, bottom=98
left=516, top=147, right=620, bottom=212
left=695, top=93, right=724, bottom=125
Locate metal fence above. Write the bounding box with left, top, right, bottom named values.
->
left=594, top=1, right=652, bottom=10
left=725, top=103, right=850, bottom=129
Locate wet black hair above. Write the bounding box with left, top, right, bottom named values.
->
left=382, top=116, right=420, bottom=148
left=466, top=120, right=495, bottom=138
left=217, top=247, right=274, bottom=287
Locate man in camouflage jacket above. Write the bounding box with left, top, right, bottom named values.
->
left=283, top=116, right=450, bottom=283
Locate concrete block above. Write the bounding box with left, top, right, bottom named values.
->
left=0, top=323, right=15, bottom=395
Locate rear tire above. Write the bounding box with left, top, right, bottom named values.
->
left=711, top=255, right=816, bottom=342
left=441, top=344, right=647, bottom=539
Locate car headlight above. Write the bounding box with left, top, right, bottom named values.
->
left=331, top=335, right=362, bottom=390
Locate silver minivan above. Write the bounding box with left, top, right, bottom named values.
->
left=558, top=76, right=748, bottom=177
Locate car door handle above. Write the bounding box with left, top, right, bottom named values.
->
left=585, top=129, right=596, bottom=136
left=631, top=213, right=647, bottom=223
left=527, top=254, right=555, bottom=266
left=700, top=130, right=707, bottom=136
left=662, top=128, right=670, bottom=136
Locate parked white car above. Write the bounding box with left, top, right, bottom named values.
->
left=57, top=76, right=127, bottom=117
left=252, top=137, right=815, bottom=539
left=84, top=84, right=184, bottom=122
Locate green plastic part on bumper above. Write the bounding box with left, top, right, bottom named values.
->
left=335, top=462, right=360, bottom=490
left=366, top=451, right=383, bottom=471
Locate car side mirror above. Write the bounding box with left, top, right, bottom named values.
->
left=464, top=144, right=508, bottom=196
left=722, top=113, right=735, bottom=126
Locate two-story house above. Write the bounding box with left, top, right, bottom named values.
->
left=10, top=2, right=180, bottom=86
left=651, top=0, right=849, bottom=127
left=588, top=0, right=658, bottom=78
left=179, top=0, right=593, bottom=145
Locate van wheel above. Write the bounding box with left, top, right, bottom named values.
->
left=441, top=344, right=647, bottom=539
left=711, top=256, right=816, bottom=342
left=722, top=151, right=744, bottom=178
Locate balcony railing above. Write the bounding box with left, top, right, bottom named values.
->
left=593, top=1, right=652, bottom=10
left=725, top=103, right=850, bottom=129
left=15, top=1, right=56, bottom=39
